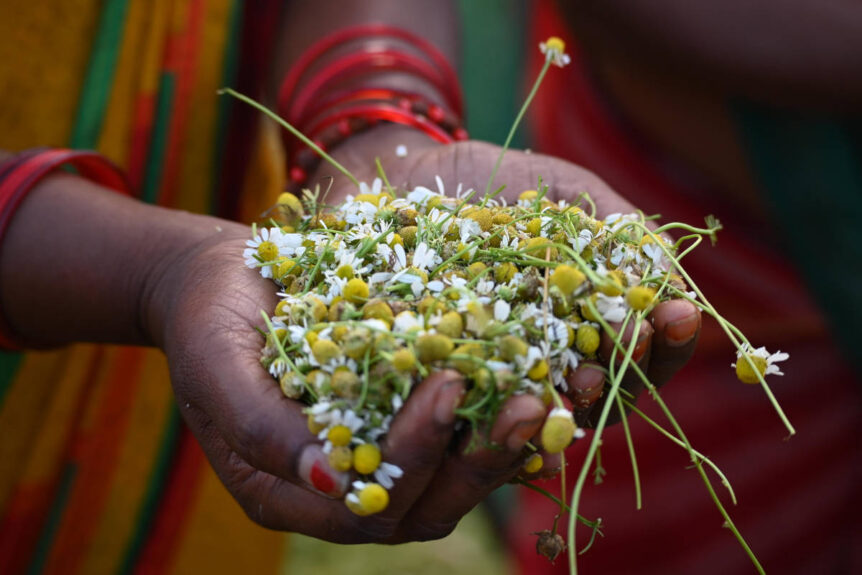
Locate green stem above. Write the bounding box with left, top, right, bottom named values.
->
left=218, top=88, right=359, bottom=187
left=567, top=307, right=643, bottom=575
left=615, top=393, right=642, bottom=510
left=622, top=398, right=737, bottom=505
left=595, top=312, right=764, bottom=574
left=632, top=222, right=794, bottom=437
left=482, top=58, right=552, bottom=201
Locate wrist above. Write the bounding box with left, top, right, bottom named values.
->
left=135, top=209, right=248, bottom=350
left=0, top=170, right=245, bottom=348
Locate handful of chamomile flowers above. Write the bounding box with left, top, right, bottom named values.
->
left=248, top=181, right=679, bottom=512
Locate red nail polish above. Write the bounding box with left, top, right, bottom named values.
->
left=310, top=461, right=336, bottom=494
left=666, top=315, right=698, bottom=345
left=632, top=335, right=650, bottom=362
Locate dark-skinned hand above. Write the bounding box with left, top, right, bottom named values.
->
left=151, top=124, right=700, bottom=544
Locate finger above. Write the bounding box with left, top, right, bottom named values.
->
left=372, top=370, right=465, bottom=522
left=168, top=325, right=352, bottom=496
left=180, top=400, right=376, bottom=542
left=393, top=393, right=546, bottom=541
left=647, top=299, right=701, bottom=387
left=564, top=361, right=606, bottom=426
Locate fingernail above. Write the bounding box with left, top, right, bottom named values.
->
left=298, top=444, right=349, bottom=497
left=632, top=332, right=650, bottom=362
left=506, top=418, right=543, bottom=452
left=666, top=313, right=698, bottom=346
left=434, top=378, right=465, bottom=425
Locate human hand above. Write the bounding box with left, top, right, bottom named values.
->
left=147, top=223, right=549, bottom=543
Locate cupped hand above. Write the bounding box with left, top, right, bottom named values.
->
left=149, top=224, right=545, bottom=543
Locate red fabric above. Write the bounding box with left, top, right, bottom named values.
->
left=509, top=2, right=862, bottom=574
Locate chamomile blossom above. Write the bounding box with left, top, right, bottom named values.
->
left=539, top=36, right=571, bottom=68
left=732, top=345, right=790, bottom=384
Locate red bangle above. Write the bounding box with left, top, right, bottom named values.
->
left=0, top=149, right=131, bottom=350
left=287, top=50, right=457, bottom=124
left=278, top=24, right=463, bottom=121
left=279, top=26, right=468, bottom=192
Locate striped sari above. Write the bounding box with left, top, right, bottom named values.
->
left=0, top=1, right=290, bottom=573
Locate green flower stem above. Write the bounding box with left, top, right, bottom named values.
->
left=482, top=57, right=553, bottom=201
left=356, top=349, right=372, bottom=411
left=615, top=393, right=642, bottom=510
left=592, top=309, right=764, bottom=574
left=511, top=478, right=603, bottom=534
left=567, top=306, right=643, bottom=574
left=622, top=398, right=737, bottom=505
left=653, top=220, right=722, bottom=241
left=217, top=88, right=359, bottom=187
left=375, top=158, right=395, bottom=196
left=430, top=211, right=538, bottom=278
left=634, top=222, right=794, bottom=436
left=260, top=312, right=317, bottom=401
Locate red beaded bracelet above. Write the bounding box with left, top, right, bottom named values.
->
left=0, top=149, right=131, bottom=350
left=279, top=26, right=468, bottom=192
left=278, top=24, right=463, bottom=121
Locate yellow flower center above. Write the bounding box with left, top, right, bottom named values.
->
left=736, top=354, right=767, bottom=384
left=327, top=425, right=352, bottom=447
left=328, top=445, right=354, bottom=472
left=528, top=359, right=549, bottom=381
left=576, top=324, right=600, bottom=356
left=353, top=443, right=382, bottom=474
left=437, top=311, right=464, bottom=339
left=550, top=264, right=586, bottom=296
left=545, top=36, right=566, bottom=54
left=392, top=348, right=416, bottom=372
left=626, top=285, right=656, bottom=311
left=343, top=278, right=370, bottom=304
left=541, top=412, right=576, bottom=454
left=311, top=339, right=341, bottom=363
left=358, top=483, right=389, bottom=515
left=519, top=190, right=538, bottom=203
left=336, top=264, right=354, bottom=280
left=522, top=453, right=544, bottom=475
left=495, top=262, right=517, bottom=283
left=415, top=333, right=454, bottom=364
left=257, top=241, right=278, bottom=262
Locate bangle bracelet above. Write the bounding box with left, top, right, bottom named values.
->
left=280, top=26, right=467, bottom=192
left=0, top=149, right=131, bottom=350
left=278, top=24, right=463, bottom=121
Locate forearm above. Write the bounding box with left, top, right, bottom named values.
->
left=0, top=171, right=244, bottom=348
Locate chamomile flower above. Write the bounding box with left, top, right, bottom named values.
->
left=411, top=242, right=439, bottom=271
left=732, top=345, right=790, bottom=384
left=539, top=36, right=571, bottom=68
left=320, top=409, right=365, bottom=453
left=358, top=178, right=383, bottom=196
left=595, top=293, right=627, bottom=322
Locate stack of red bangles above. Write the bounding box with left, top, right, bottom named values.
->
left=0, top=148, right=130, bottom=349
left=278, top=24, right=468, bottom=191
